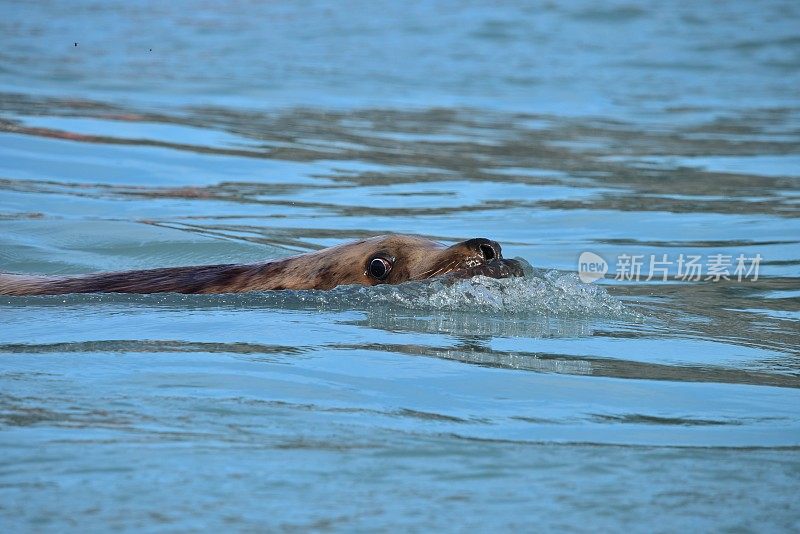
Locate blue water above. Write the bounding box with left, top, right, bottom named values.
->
left=1, top=1, right=799, bottom=531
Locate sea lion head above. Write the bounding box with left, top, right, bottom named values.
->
left=0, top=234, right=526, bottom=295
left=296, top=234, right=525, bottom=290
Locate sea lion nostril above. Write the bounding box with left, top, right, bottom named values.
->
left=479, top=243, right=496, bottom=260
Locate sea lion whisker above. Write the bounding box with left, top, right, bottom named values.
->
left=421, top=261, right=451, bottom=278
left=424, top=259, right=461, bottom=279
left=422, top=257, right=462, bottom=277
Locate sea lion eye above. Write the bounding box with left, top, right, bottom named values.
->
left=368, top=257, right=392, bottom=280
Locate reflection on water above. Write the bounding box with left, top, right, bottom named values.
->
left=1, top=0, right=800, bottom=531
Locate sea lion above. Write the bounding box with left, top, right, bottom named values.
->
left=0, top=234, right=524, bottom=296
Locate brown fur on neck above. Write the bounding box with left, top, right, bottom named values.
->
left=0, top=234, right=521, bottom=296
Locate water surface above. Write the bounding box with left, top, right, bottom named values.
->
left=1, top=1, right=799, bottom=531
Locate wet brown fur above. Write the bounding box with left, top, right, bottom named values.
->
left=0, top=234, right=522, bottom=296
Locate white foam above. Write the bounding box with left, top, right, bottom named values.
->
left=294, top=268, right=636, bottom=318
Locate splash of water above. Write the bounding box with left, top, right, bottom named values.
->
left=324, top=269, right=634, bottom=318
left=2, top=268, right=636, bottom=319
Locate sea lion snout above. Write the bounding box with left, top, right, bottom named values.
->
left=441, top=237, right=504, bottom=270
left=439, top=240, right=524, bottom=280
left=424, top=237, right=521, bottom=281
left=457, top=238, right=502, bottom=261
